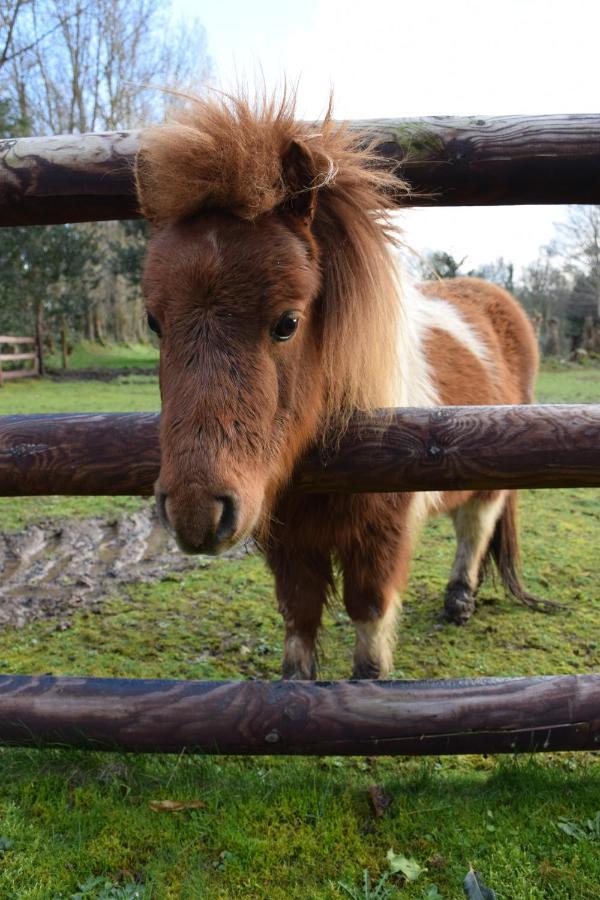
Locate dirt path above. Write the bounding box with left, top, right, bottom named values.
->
left=0, top=507, right=249, bottom=628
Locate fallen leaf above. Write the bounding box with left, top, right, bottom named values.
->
left=557, top=811, right=600, bottom=841
left=387, top=848, right=426, bottom=882
left=149, top=799, right=205, bottom=812
left=368, top=784, right=392, bottom=818
left=423, top=887, right=443, bottom=900
left=463, top=866, right=496, bottom=899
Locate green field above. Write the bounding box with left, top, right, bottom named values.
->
left=45, top=340, right=160, bottom=372
left=0, top=357, right=598, bottom=899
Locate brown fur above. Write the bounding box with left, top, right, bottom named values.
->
left=421, top=277, right=539, bottom=403
left=137, top=92, right=543, bottom=680
left=136, top=91, right=410, bottom=430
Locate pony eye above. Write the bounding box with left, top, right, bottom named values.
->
left=147, top=312, right=161, bottom=337
left=272, top=311, right=299, bottom=342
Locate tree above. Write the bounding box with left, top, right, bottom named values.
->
left=564, top=273, right=598, bottom=351
left=419, top=250, right=466, bottom=280
left=0, top=0, right=211, bottom=348
left=552, top=206, right=600, bottom=318
left=467, top=257, right=514, bottom=294
left=2, top=0, right=211, bottom=134
left=0, top=223, right=99, bottom=340
left=517, top=250, right=570, bottom=322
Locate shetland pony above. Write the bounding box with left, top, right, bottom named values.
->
left=136, top=93, right=541, bottom=680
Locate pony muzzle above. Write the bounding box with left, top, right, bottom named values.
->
left=155, top=484, right=241, bottom=555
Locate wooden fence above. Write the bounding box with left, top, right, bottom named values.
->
left=0, top=335, right=41, bottom=385
left=0, top=114, right=599, bottom=755
left=1, top=114, right=600, bottom=225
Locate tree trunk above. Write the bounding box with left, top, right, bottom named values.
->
left=35, top=303, right=45, bottom=377
left=85, top=305, right=95, bottom=341
left=61, top=316, right=69, bottom=370
left=544, top=318, right=561, bottom=356
left=93, top=308, right=105, bottom=345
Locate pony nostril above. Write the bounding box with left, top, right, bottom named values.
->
left=214, top=493, right=239, bottom=542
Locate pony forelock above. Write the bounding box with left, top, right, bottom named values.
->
left=135, top=89, right=411, bottom=427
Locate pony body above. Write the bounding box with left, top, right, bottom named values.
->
left=136, top=93, right=539, bottom=679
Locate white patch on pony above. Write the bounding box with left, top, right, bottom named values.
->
left=405, top=490, right=434, bottom=542
left=392, top=271, right=440, bottom=409
left=283, top=633, right=315, bottom=679
left=427, top=298, right=489, bottom=361
left=450, top=491, right=508, bottom=589
left=392, top=267, right=442, bottom=515
left=412, top=283, right=497, bottom=383
left=353, top=601, right=398, bottom=678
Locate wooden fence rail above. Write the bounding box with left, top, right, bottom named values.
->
left=0, top=335, right=40, bottom=385
left=1, top=114, right=600, bottom=225
left=0, top=673, right=598, bottom=755
left=0, top=404, right=598, bottom=496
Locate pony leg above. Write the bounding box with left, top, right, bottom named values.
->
left=268, top=548, right=333, bottom=680
left=340, top=527, right=414, bottom=680
left=445, top=490, right=507, bottom=625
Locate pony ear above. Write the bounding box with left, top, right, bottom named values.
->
left=280, top=139, right=318, bottom=224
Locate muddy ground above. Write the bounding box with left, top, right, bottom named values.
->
left=0, top=506, right=250, bottom=628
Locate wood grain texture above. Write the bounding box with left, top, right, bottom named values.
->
left=0, top=405, right=598, bottom=496
left=365, top=114, right=600, bottom=205
left=297, top=404, right=600, bottom=493
left=0, top=674, right=598, bottom=754
left=1, top=115, right=599, bottom=225
left=0, top=130, right=140, bottom=226
left=0, top=412, right=159, bottom=495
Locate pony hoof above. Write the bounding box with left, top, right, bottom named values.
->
left=281, top=659, right=317, bottom=680
left=444, top=583, right=476, bottom=626
left=351, top=660, right=381, bottom=680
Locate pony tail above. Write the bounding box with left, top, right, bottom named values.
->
left=487, top=491, right=562, bottom=613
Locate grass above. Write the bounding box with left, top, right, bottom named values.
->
left=0, top=354, right=159, bottom=528
left=45, top=340, right=160, bottom=371
left=0, top=353, right=598, bottom=897
left=536, top=361, right=600, bottom=403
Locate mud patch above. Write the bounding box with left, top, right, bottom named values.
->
left=0, top=506, right=251, bottom=628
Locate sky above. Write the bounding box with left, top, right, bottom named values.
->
left=172, top=0, right=598, bottom=274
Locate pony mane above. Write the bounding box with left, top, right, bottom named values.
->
left=135, top=90, right=410, bottom=426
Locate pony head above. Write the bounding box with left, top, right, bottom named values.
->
left=136, top=92, right=407, bottom=554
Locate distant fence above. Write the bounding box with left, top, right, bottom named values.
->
left=0, top=335, right=41, bottom=385
left=0, top=114, right=598, bottom=756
